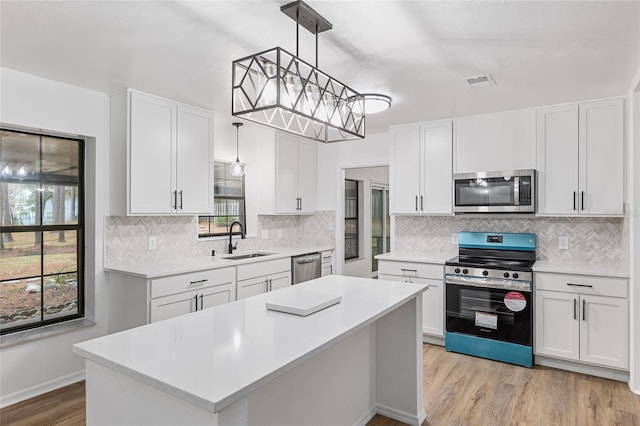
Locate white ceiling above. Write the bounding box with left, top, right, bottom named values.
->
left=1, top=1, right=639, bottom=135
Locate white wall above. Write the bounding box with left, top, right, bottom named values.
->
left=344, top=167, right=389, bottom=278
left=0, top=67, right=109, bottom=406
left=316, top=132, right=391, bottom=273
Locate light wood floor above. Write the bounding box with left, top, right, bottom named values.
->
left=2, top=344, right=639, bottom=425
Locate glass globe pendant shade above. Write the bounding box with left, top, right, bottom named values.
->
left=230, top=122, right=245, bottom=177
left=230, top=159, right=245, bottom=177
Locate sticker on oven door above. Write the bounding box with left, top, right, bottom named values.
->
left=475, top=312, right=498, bottom=330
left=504, top=291, right=526, bottom=312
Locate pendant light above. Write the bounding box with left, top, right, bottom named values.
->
left=232, top=0, right=367, bottom=143
left=229, top=122, right=245, bottom=177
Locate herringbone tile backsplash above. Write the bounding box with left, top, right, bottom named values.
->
left=106, top=212, right=626, bottom=267
left=395, top=216, right=626, bottom=265
left=105, top=212, right=335, bottom=266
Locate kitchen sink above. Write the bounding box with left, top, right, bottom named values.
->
left=224, top=252, right=275, bottom=260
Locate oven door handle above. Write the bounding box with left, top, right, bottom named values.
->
left=445, top=275, right=532, bottom=292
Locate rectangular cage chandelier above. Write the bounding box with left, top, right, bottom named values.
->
left=232, top=1, right=365, bottom=143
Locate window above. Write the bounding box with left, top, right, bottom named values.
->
left=198, top=161, right=246, bottom=237
left=0, top=129, right=84, bottom=335
left=344, top=179, right=359, bottom=260
left=371, top=185, right=390, bottom=274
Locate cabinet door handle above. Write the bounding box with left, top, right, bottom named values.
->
left=199, top=294, right=204, bottom=310
left=179, top=190, right=183, bottom=210
left=582, top=299, right=586, bottom=321
left=566, top=283, right=593, bottom=288
left=189, top=279, right=208, bottom=287
left=573, top=191, right=576, bottom=211
left=573, top=298, right=577, bottom=320
left=173, top=190, right=178, bottom=210
left=269, top=278, right=273, bottom=292
left=415, top=195, right=418, bottom=212
left=420, top=195, right=424, bottom=212
left=193, top=294, right=198, bottom=311
left=581, top=191, right=585, bottom=211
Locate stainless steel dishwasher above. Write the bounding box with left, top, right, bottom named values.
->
left=291, top=252, right=322, bottom=284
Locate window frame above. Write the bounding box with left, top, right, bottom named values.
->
left=344, top=178, right=359, bottom=261
left=197, top=161, right=247, bottom=238
left=0, top=128, right=85, bottom=335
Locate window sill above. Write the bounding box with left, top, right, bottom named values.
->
left=0, top=318, right=96, bottom=348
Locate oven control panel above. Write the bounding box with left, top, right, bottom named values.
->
left=445, top=266, right=532, bottom=283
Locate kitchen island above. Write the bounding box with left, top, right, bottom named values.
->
left=73, top=275, right=428, bottom=426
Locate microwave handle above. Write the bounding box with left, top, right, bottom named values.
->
left=514, top=176, right=520, bottom=206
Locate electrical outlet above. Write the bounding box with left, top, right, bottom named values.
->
left=148, top=236, right=157, bottom=250
left=558, top=236, right=569, bottom=250
left=261, top=230, right=269, bottom=240
left=327, top=221, right=334, bottom=231
left=277, top=229, right=283, bottom=239
left=451, top=233, right=459, bottom=245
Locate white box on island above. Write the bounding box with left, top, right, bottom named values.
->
left=265, top=289, right=341, bottom=316
left=74, top=275, right=428, bottom=426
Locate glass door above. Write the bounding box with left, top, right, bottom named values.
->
left=371, top=185, right=390, bottom=274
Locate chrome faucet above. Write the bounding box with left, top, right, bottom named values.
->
left=228, top=221, right=245, bottom=254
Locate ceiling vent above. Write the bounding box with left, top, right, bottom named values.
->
left=464, top=74, right=497, bottom=89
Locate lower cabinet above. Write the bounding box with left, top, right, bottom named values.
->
left=534, top=272, right=629, bottom=370
left=237, top=258, right=292, bottom=300
left=321, top=250, right=334, bottom=276
left=378, top=260, right=444, bottom=338
left=150, top=267, right=236, bottom=323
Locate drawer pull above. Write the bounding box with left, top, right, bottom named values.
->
left=189, top=279, right=209, bottom=287
left=566, top=283, right=593, bottom=288
left=400, top=268, right=418, bottom=274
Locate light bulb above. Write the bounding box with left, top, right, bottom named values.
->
left=230, top=160, right=245, bottom=177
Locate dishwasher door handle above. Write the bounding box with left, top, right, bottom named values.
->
left=295, top=256, right=320, bottom=264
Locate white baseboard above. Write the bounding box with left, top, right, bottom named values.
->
left=423, top=334, right=444, bottom=346
left=353, top=405, right=377, bottom=426
left=535, top=356, right=629, bottom=382
left=376, top=403, right=427, bottom=426
left=0, top=370, right=85, bottom=409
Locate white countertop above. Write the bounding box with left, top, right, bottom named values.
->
left=105, top=246, right=334, bottom=279
left=73, top=275, right=426, bottom=413
left=374, top=251, right=453, bottom=264
left=533, top=260, right=629, bottom=278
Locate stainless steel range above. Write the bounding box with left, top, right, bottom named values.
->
left=445, top=232, right=536, bottom=367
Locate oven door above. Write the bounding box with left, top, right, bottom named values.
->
left=446, top=280, right=532, bottom=346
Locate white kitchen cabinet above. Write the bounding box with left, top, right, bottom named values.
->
left=389, top=120, right=452, bottom=215
left=110, top=89, right=213, bottom=216
left=454, top=108, right=536, bottom=173
left=321, top=250, right=334, bottom=276
left=534, top=272, right=628, bottom=370
left=536, top=98, right=623, bottom=216
left=258, top=132, right=316, bottom=214
left=236, top=258, right=292, bottom=300
left=378, top=260, right=444, bottom=339
left=150, top=268, right=236, bottom=323
left=150, top=282, right=236, bottom=323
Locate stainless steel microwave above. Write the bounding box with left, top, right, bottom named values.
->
left=453, top=169, right=536, bottom=214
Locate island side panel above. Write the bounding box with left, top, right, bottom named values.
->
left=85, top=361, right=218, bottom=426
left=375, top=295, right=426, bottom=425
left=107, top=272, right=150, bottom=333
left=220, top=324, right=377, bottom=426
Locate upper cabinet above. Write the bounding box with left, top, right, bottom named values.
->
left=258, top=132, right=317, bottom=215
left=537, top=98, right=623, bottom=216
left=110, top=89, right=213, bottom=216
left=454, top=109, right=536, bottom=173
left=390, top=120, right=453, bottom=215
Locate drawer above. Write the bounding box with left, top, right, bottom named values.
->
left=535, top=272, right=627, bottom=298
left=151, top=267, right=235, bottom=299
left=378, top=260, right=443, bottom=280
left=237, top=257, right=291, bottom=281
left=321, top=251, right=333, bottom=262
